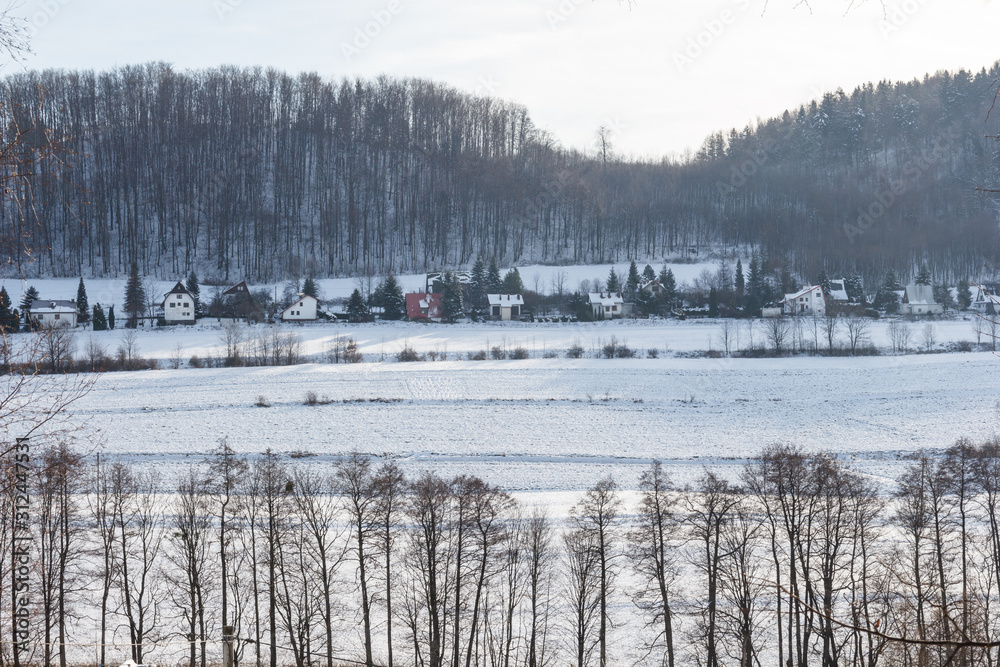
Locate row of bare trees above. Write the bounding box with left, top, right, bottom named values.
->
left=6, top=440, right=1000, bottom=666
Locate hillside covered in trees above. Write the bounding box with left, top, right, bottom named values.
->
left=2, top=62, right=999, bottom=284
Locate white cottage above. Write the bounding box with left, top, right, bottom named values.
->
left=161, top=282, right=196, bottom=324
left=783, top=285, right=826, bottom=317
left=971, top=286, right=998, bottom=315
left=588, top=292, right=625, bottom=319
left=487, top=294, right=524, bottom=321
left=900, top=285, right=943, bottom=316
left=30, top=300, right=77, bottom=327
left=281, top=294, right=319, bottom=322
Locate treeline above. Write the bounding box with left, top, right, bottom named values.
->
left=2, top=63, right=1000, bottom=287
left=6, top=439, right=1000, bottom=666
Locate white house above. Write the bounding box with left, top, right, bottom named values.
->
left=487, top=294, right=524, bottom=321
left=588, top=292, right=625, bottom=319
left=827, top=280, right=850, bottom=303
left=783, top=285, right=826, bottom=317
left=160, top=282, right=196, bottom=324
left=281, top=294, right=319, bottom=322
left=972, top=286, right=998, bottom=315
left=30, top=300, right=77, bottom=327
left=900, top=285, right=943, bottom=316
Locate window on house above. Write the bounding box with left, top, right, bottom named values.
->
left=612, top=305, right=618, bottom=312
left=170, top=303, right=176, bottom=308
left=492, top=306, right=501, bottom=317
left=184, top=302, right=190, bottom=307
left=54, top=314, right=60, bottom=320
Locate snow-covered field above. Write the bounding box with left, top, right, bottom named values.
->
left=76, top=352, right=999, bottom=493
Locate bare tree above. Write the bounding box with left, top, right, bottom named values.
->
left=887, top=319, right=912, bottom=354
left=373, top=457, right=407, bottom=667
left=525, top=510, right=554, bottom=667
left=763, top=317, right=790, bottom=356
left=921, top=322, right=937, bottom=352
left=844, top=316, right=871, bottom=355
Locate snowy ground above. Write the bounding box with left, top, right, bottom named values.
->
left=74, top=352, right=999, bottom=494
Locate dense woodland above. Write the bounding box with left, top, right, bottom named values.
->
left=2, top=63, right=1000, bottom=287
left=4, top=440, right=1000, bottom=667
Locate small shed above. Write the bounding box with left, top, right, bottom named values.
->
left=487, top=294, right=524, bottom=321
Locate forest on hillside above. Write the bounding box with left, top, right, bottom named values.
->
left=1, top=62, right=999, bottom=285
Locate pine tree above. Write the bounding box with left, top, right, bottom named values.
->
left=302, top=276, right=319, bottom=298
left=660, top=268, right=677, bottom=310
left=20, top=285, right=38, bottom=325
left=884, top=270, right=902, bottom=291
left=442, top=272, right=464, bottom=322
left=123, top=261, right=146, bottom=327
left=845, top=276, right=865, bottom=304
left=734, top=259, right=745, bottom=296
left=469, top=257, right=487, bottom=309
left=933, top=284, right=954, bottom=310
left=76, top=278, right=90, bottom=325
left=380, top=275, right=405, bottom=321
left=501, top=268, right=524, bottom=295
left=92, top=304, right=107, bottom=331
left=915, top=265, right=932, bottom=286
left=708, top=287, right=719, bottom=318
left=816, top=270, right=831, bottom=295
left=606, top=267, right=621, bottom=293
left=626, top=260, right=641, bottom=295
left=346, top=289, right=369, bottom=323
left=0, top=287, right=14, bottom=333
left=108, top=305, right=116, bottom=330
left=957, top=279, right=972, bottom=309
left=635, top=288, right=657, bottom=316
left=186, top=271, right=203, bottom=318
left=486, top=258, right=502, bottom=295
left=747, top=253, right=764, bottom=297
left=642, top=264, right=656, bottom=283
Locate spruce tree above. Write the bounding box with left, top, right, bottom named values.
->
left=884, top=270, right=902, bottom=291
left=380, top=275, right=405, bottom=320
left=76, top=278, right=90, bottom=325
left=781, top=268, right=797, bottom=296
left=346, top=289, right=369, bottom=323
left=469, top=257, right=487, bottom=309
left=92, top=304, right=107, bottom=331
left=606, top=267, right=621, bottom=293
left=486, top=258, right=502, bottom=295
left=915, top=265, right=932, bottom=286
left=501, top=268, right=523, bottom=294
left=642, top=264, right=656, bottom=283
left=0, top=287, right=14, bottom=333
left=123, top=261, right=146, bottom=327
left=186, top=271, right=203, bottom=318
left=845, top=276, right=865, bottom=303
left=735, top=259, right=745, bottom=296
left=816, top=270, right=831, bottom=295
left=442, top=271, right=464, bottom=322
left=108, top=305, right=116, bottom=330
left=708, top=287, right=719, bottom=317
left=626, top=260, right=641, bottom=295
left=747, top=253, right=764, bottom=297
left=933, top=284, right=954, bottom=310
left=20, top=285, right=38, bottom=325
left=302, top=276, right=319, bottom=298
left=957, top=279, right=972, bottom=310
left=661, top=268, right=677, bottom=310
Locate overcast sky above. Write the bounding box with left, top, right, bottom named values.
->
left=11, top=0, right=1000, bottom=158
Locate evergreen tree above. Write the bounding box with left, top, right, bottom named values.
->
left=708, top=287, right=719, bottom=318
left=501, top=268, right=523, bottom=295
left=20, top=285, right=38, bottom=325
left=845, top=276, right=865, bottom=304
left=123, top=261, right=146, bottom=327
left=442, top=271, right=464, bottom=322
left=747, top=253, right=764, bottom=297
left=635, top=288, right=657, bottom=317
left=957, top=278, right=972, bottom=309
left=642, top=264, right=656, bottom=283
left=816, top=270, right=831, bottom=295
left=92, top=304, right=107, bottom=331
left=734, top=259, right=745, bottom=296
left=469, top=257, right=487, bottom=308
left=186, top=271, right=203, bottom=318
left=380, top=275, right=405, bottom=321
left=884, top=270, right=902, bottom=291
left=346, top=289, right=369, bottom=323
left=915, top=265, right=932, bottom=286
left=76, top=278, right=90, bottom=325
left=933, top=283, right=954, bottom=310
left=486, top=258, right=502, bottom=294
left=606, top=267, right=621, bottom=293
left=626, top=260, right=641, bottom=296
left=0, top=287, right=15, bottom=333
left=781, top=268, right=797, bottom=296
left=302, top=276, right=319, bottom=298
left=660, top=268, right=677, bottom=310
left=108, top=305, right=116, bottom=330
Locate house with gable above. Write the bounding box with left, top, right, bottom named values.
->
left=281, top=294, right=319, bottom=322
left=30, top=299, right=78, bottom=328
left=782, top=285, right=826, bottom=317
left=588, top=292, right=625, bottom=319
left=406, top=293, right=444, bottom=322
left=900, top=285, right=943, bottom=316
left=487, top=294, right=524, bottom=321
left=159, top=282, right=196, bottom=324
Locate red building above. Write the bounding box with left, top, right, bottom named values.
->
left=406, top=293, right=444, bottom=322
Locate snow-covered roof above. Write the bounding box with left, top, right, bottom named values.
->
left=588, top=292, right=624, bottom=306
left=280, top=294, right=319, bottom=316
left=30, top=299, right=76, bottom=314
left=783, top=285, right=823, bottom=302
left=487, top=294, right=524, bottom=306
left=904, top=285, right=937, bottom=305
left=828, top=281, right=849, bottom=302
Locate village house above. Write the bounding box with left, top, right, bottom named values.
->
left=487, top=294, right=524, bottom=321
left=972, top=285, right=998, bottom=315
left=406, top=293, right=444, bottom=322
left=900, top=284, right=943, bottom=316
left=782, top=285, right=826, bottom=317
left=588, top=292, right=625, bottom=319
left=281, top=294, right=319, bottom=322
left=30, top=299, right=77, bottom=328
left=159, top=282, right=196, bottom=324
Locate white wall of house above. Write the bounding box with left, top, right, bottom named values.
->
left=282, top=295, right=319, bottom=321
left=32, top=308, right=76, bottom=327
left=783, top=286, right=826, bottom=317
left=163, top=290, right=195, bottom=324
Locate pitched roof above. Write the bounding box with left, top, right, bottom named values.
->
left=165, top=281, right=192, bottom=297
left=783, top=285, right=823, bottom=302
left=903, top=284, right=937, bottom=305
left=30, top=300, right=77, bottom=314
left=588, top=292, right=624, bottom=306
left=223, top=280, right=250, bottom=296
left=487, top=294, right=524, bottom=306
left=280, top=294, right=319, bottom=317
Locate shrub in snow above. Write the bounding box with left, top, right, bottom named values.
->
left=511, top=347, right=530, bottom=360
left=566, top=343, right=585, bottom=359
left=396, top=345, right=423, bottom=362
left=256, top=395, right=271, bottom=408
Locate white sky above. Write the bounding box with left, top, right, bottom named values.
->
left=11, top=0, right=1000, bottom=159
